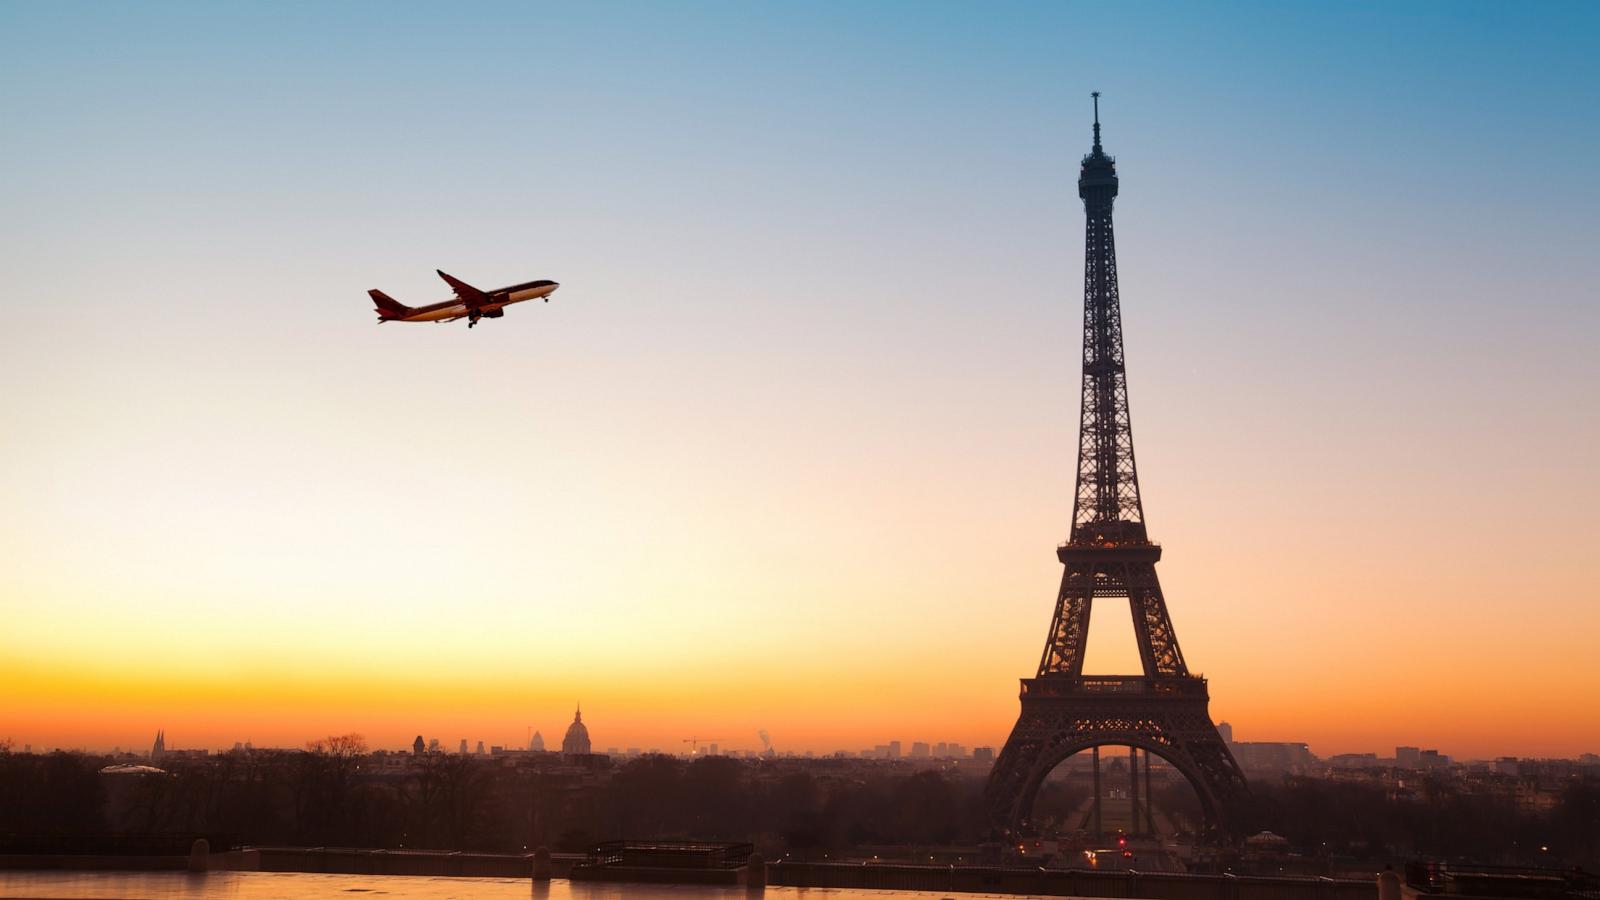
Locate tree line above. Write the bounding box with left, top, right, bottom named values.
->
left=2, top=740, right=1595, bottom=869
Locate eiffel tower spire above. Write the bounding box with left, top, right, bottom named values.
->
left=1091, top=90, right=1102, bottom=152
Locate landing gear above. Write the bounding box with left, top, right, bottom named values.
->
left=468, top=310, right=481, bottom=328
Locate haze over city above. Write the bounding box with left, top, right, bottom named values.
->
left=4, top=1, right=1599, bottom=765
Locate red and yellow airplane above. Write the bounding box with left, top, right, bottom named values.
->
left=370, top=270, right=560, bottom=328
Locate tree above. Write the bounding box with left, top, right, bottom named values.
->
left=293, top=734, right=369, bottom=843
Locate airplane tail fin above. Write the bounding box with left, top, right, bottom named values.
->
left=369, top=289, right=411, bottom=319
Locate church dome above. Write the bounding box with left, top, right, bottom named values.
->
left=561, top=706, right=591, bottom=755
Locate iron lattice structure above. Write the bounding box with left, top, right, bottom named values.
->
left=985, top=96, right=1247, bottom=837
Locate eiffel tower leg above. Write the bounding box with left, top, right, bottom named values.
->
left=1038, top=564, right=1094, bottom=676
left=1127, top=562, right=1188, bottom=677
left=986, top=713, right=1049, bottom=838
left=1173, top=716, right=1249, bottom=835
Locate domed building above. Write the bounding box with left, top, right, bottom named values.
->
left=561, top=705, right=591, bottom=756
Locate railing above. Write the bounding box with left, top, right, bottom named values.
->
left=246, top=847, right=578, bottom=879
left=0, top=832, right=237, bottom=855
left=1405, top=861, right=1599, bottom=900
left=772, top=861, right=1374, bottom=900
left=585, top=840, right=753, bottom=870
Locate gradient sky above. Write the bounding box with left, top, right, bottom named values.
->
left=2, top=2, right=1598, bottom=761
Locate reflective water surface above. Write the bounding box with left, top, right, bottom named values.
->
left=0, top=871, right=1055, bottom=900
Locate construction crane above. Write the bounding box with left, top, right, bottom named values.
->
left=681, top=737, right=725, bottom=756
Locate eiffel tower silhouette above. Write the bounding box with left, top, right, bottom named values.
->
left=984, top=95, right=1247, bottom=838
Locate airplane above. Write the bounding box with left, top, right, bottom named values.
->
left=369, top=270, right=560, bottom=328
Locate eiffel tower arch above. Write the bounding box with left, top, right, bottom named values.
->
left=986, top=676, right=1246, bottom=834
left=985, top=95, right=1246, bottom=838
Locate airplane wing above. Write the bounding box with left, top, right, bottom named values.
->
left=437, top=270, right=491, bottom=307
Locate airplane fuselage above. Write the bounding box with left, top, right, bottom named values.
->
left=397, top=279, right=559, bottom=322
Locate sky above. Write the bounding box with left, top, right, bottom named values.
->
left=2, top=1, right=1598, bottom=761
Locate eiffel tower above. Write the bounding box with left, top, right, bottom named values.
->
left=984, top=95, right=1246, bottom=838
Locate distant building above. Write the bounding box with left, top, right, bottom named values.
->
left=1230, top=741, right=1316, bottom=775
left=475, top=741, right=486, bottom=756
left=1396, top=746, right=1421, bottom=767
left=1243, top=830, right=1291, bottom=861
left=972, top=747, right=995, bottom=762
left=459, top=739, right=469, bottom=754
left=530, top=731, right=546, bottom=752
left=412, top=735, right=425, bottom=756
left=562, top=706, right=592, bottom=755
left=911, top=742, right=930, bottom=759
left=888, top=741, right=902, bottom=759
left=1328, top=752, right=1380, bottom=769
left=1217, top=721, right=1234, bottom=744
left=151, top=730, right=165, bottom=761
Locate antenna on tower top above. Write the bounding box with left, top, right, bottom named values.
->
left=1092, top=91, right=1102, bottom=149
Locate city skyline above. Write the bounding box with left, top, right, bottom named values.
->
left=18, top=715, right=1596, bottom=768
left=4, top=2, right=1600, bottom=762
